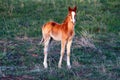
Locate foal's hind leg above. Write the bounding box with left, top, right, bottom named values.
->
left=43, top=36, right=50, bottom=68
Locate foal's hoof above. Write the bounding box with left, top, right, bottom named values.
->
left=67, top=65, right=71, bottom=69
left=58, top=64, right=62, bottom=68
left=43, top=63, right=48, bottom=68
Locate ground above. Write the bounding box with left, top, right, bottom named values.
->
left=0, top=0, right=120, bottom=80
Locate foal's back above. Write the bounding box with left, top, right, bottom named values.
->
left=42, top=21, right=62, bottom=41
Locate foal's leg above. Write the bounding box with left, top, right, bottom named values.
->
left=66, top=39, right=72, bottom=69
left=58, top=39, right=66, bottom=68
left=43, top=37, right=50, bottom=68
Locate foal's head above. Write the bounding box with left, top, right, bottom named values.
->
left=68, top=6, right=77, bottom=24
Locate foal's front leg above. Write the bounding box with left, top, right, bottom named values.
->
left=58, top=40, right=66, bottom=68
left=67, top=39, right=72, bottom=69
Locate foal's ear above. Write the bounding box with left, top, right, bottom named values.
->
left=68, top=7, right=72, bottom=11
left=74, top=6, right=77, bottom=11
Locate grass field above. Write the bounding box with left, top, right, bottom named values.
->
left=0, top=0, right=120, bottom=80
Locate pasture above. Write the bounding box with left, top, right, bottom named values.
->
left=0, top=0, right=120, bottom=80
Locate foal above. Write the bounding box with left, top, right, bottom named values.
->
left=41, top=6, right=77, bottom=68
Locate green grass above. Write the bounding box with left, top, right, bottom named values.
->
left=0, top=0, right=120, bottom=80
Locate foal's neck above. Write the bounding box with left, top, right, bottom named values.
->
left=62, top=14, right=74, bottom=30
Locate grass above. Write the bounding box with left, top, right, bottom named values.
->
left=0, top=0, right=120, bottom=80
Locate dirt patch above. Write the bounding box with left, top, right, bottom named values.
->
left=1, top=75, right=34, bottom=80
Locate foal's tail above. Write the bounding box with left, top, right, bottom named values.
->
left=39, top=37, right=44, bottom=45
left=39, top=37, right=53, bottom=45
left=39, top=24, right=45, bottom=45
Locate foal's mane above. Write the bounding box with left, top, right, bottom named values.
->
left=62, top=13, right=71, bottom=24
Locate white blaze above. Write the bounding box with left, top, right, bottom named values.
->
left=71, top=11, right=75, bottom=23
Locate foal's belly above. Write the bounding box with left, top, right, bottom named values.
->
left=50, top=33, right=61, bottom=41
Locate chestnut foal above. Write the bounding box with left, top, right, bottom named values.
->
left=41, top=6, right=77, bottom=68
